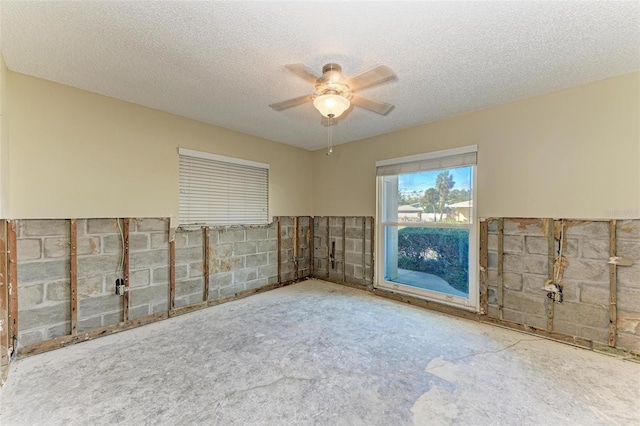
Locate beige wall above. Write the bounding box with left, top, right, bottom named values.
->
left=7, top=72, right=313, bottom=220
left=0, top=53, right=8, bottom=218
left=312, top=72, right=640, bottom=219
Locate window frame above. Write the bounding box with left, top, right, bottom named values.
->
left=178, top=148, right=270, bottom=226
left=375, top=145, right=479, bottom=312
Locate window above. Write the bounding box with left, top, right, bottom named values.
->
left=376, top=145, right=478, bottom=311
left=179, top=148, right=269, bottom=225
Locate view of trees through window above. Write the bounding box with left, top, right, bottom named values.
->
left=386, top=166, right=473, bottom=296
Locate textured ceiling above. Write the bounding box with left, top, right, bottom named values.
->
left=1, top=1, right=639, bottom=151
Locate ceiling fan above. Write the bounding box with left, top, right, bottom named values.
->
left=269, top=63, right=397, bottom=120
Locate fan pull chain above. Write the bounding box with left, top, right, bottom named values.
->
left=327, top=114, right=334, bottom=155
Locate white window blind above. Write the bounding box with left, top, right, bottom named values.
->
left=179, top=148, right=269, bottom=225
left=376, top=145, right=477, bottom=176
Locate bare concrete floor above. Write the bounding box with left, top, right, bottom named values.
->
left=1, top=279, right=639, bottom=425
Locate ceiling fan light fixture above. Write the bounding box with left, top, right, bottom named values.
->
left=313, top=93, right=350, bottom=118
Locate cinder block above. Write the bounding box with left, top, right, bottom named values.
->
left=46, top=280, right=70, bottom=301
left=78, top=316, right=103, bottom=332
left=575, top=325, right=609, bottom=344
left=18, top=329, right=46, bottom=346
left=234, top=268, right=257, bottom=283
left=78, top=254, right=119, bottom=276
left=210, top=272, right=233, bottom=289
left=152, top=302, right=168, bottom=314
left=129, top=250, right=169, bottom=269
left=77, top=237, right=100, bottom=255
left=256, top=240, right=277, bottom=254
left=525, top=236, right=547, bottom=255
left=617, top=220, right=640, bottom=239
left=565, top=221, right=609, bottom=238
left=246, top=253, right=268, bottom=268
left=17, top=239, right=42, bottom=260
left=78, top=275, right=103, bottom=297
left=618, top=265, right=640, bottom=289
left=521, top=274, right=547, bottom=295
left=189, top=262, right=204, bottom=278
left=258, top=264, right=278, bottom=280
left=502, top=308, right=524, bottom=324
left=346, top=228, right=364, bottom=239
left=616, top=333, right=640, bottom=352
left=150, top=232, right=169, bottom=249
left=552, top=320, right=578, bottom=337
left=617, top=240, right=640, bottom=260
left=245, top=278, right=268, bottom=291
left=23, top=219, right=69, bottom=237
left=503, top=253, right=547, bottom=274
left=127, top=305, right=150, bottom=320
left=219, top=228, right=245, bottom=243
left=211, top=243, right=233, bottom=258
left=522, top=314, right=547, bottom=330
left=563, top=258, right=608, bottom=281
left=19, top=302, right=70, bottom=331
left=503, top=272, right=523, bottom=291
left=104, top=234, right=149, bottom=253
left=103, top=310, right=123, bottom=326
left=173, top=232, right=188, bottom=248
left=503, top=235, right=524, bottom=253
left=47, top=322, right=70, bottom=339
left=129, top=284, right=169, bottom=307
left=234, top=241, right=257, bottom=256
left=175, top=246, right=203, bottom=263
left=267, top=225, right=279, bottom=240
left=503, top=219, right=544, bottom=236
left=219, top=283, right=245, bottom=297
left=136, top=218, right=168, bottom=232
left=152, top=265, right=186, bottom=284
left=581, top=238, right=610, bottom=260
left=553, top=301, right=608, bottom=329
left=345, top=252, right=362, bottom=265
left=78, top=294, right=122, bottom=319
left=18, top=284, right=44, bottom=308
left=556, top=279, right=579, bottom=302
left=247, top=227, right=268, bottom=241
left=617, top=310, right=640, bottom=334
left=579, top=283, right=609, bottom=305
left=175, top=277, right=204, bottom=297
left=186, top=230, right=203, bottom=247
left=43, top=237, right=70, bottom=258
left=87, top=219, right=120, bottom=234
left=344, top=263, right=355, bottom=277
left=487, top=287, right=497, bottom=305
left=488, top=234, right=498, bottom=251
left=617, top=288, right=640, bottom=312
left=18, top=260, right=70, bottom=284
left=503, top=290, right=545, bottom=316
left=488, top=252, right=498, bottom=269
left=129, top=269, right=151, bottom=288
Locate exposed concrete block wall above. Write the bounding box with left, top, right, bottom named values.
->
left=128, top=218, right=170, bottom=319
left=174, top=228, right=204, bottom=309
left=485, top=218, right=640, bottom=353
left=16, top=219, right=71, bottom=345
left=10, top=217, right=310, bottom=354
left=76, top=219, right=124, bottom=331
left=313, top=217, right=374, bottom=288
left=616, top=220, right=640, bottom=351
left=208, top=221, right=281, bottom=298
left=279, top=217, right=295, bottom=283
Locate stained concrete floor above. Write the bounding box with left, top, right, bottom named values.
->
left=1, top=279, right=639, bottom=426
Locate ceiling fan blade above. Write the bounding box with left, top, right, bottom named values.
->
left=285, top=63, right=320, bottom=83
left=269, top=95, right=312, bottom=111
left=347, top=65, right=397, bottom=92
left=351, top=95, right=394, bottom=115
